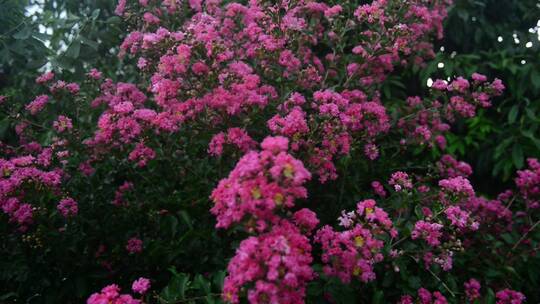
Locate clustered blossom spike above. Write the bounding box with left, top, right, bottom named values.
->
left=315, top=199, right=396, bottom=283
left=400, top=287, right=448, bottom=304
left=495, top=289, right=526, bottom=304
left=87, top=277, right=152, bottom=304
left=412, top=220, right=444, bottom=247
left=222, top=220, right=315, bottom=304
left=437, top=154, right=472, bottom=178
left=208, top=128, right=257, bottom=156
left=389, top=171, right=413, bottom=192
left=2, top=0, right=532, bottom=302
left=464, top=278, right=481, bottom=302
left=0, top=154, right=64, bottom=230
left=515, top=158, right=540, bottom=209
left=211, top=136, right=311, bottom=230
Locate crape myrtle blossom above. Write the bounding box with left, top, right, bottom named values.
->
left=2, top=0, right=530, bottom=302
left=222, top=220, right=316, bottom=304
left=0, top=153, right=64, bottom=230
left=87, top=277, right=152, bottom=304
left=495, top=289, right=526, bottom=304
left=464, top=278, right=481, bottom=302
left=210, top=136, right=311, bottom=230
left=315, top=199, right=396, bottom=284
left=515, top=158, right=540, bottom=209
left=398, top=288, right=448, bottom=304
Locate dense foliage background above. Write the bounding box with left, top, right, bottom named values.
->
left=0, top=0, right=539, bottom=303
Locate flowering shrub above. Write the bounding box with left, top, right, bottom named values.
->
left=0, top=0, right=539, bottom=303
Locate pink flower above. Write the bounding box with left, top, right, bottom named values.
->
left=411, top=220, right=443, bottom=247
left=211, top=137, right=311, bottom=229
left=26, top=95, right=49, bottom=115
left=87, top=284, right=140, bottom=304
left=128, top=143, right=155, bottom=167
left=126, top=238, right=143, bottom=254
left=192, top=62, right=209, bottom=75
left=87, top=68, right=102, bottom=80
left=490, top=78, right=505, bottom=95
left=57, top=198, right=78, bottom=217
left=496, top=289, right=525, bottom=304
left=324, top=5, right=343, bottom=19
left=260, top=136, right=289, bottom=154
left=471, top=73, right=487, bottom=83
left=293, top=208, right=319, bottom=234
left=371, top=181, right=386, bottom=197
left=53, top=115, right=73, bottom=133
left=222, top=221, right=314, bottom=304
left=131, top=277, right=151, bottom=294
left=115, top=0, right=127, bottom=16
left=364, top=143, right=379, bottom=160
left=464, top=278, right=481, bottom=301
left=439, top=176, right=475, bottom=198
left=389, top=171, right=412, bottom=192
left=36, top=71, right=55, bottom=84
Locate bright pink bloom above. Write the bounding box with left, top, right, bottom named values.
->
left=131, top=277, right=151, bottom=294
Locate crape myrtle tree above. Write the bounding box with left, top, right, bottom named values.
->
left=0, top=0, right=539, bottom=303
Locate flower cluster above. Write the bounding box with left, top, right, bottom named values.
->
left=87, top=277, right=151, bottom=304
left=0, top=154, right=63, bottom=230
left=412, top=220, right=444, bottom=247
left=496, top=289, right=526, bottom=304
left=515, top=158, right=540, bottom=209
left=398, top=288, right=448, bottom=304
left=211, top=136, right=311, bottom=230
left=208, top=128, right=257, bottom=156
left=2, top=0, right=532, bottom=302
left=464, top=278, right=481, bottom=302
left=389, top=171, right=413, bottom=192
left=222, top=220, right=315, bottom=304
left=315, top=199, right=396, bottom=283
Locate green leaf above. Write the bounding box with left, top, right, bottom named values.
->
left=161, top=271, right=190, bottom=301
left=512, top=144, right=524, bottom=168
left=486, top=288, right=496, bottom=304
left=13, top=26, right=32, bottom=40
left=91, top=9, right=101, bottom=20
left=65, top=40, right=81, bottom=59
left=179, top=210, right=193, bottom=230
left=508, top=105, right=519, bottom=124
left=80, top=36, right=99, bottom=50
left=531, top=69, right=540, bottom=90
left=372, top=290, right=384, bottom=304
left=0, top=118, right=9, bottom=140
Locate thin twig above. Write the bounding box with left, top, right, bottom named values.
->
left=511, top=219, right=540, bottom=251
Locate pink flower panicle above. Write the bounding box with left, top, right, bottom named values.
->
left=464, top=278, right=481, bottom=301
left=315, top=199, right=395, bottom=284
left=210, top=136, right=311, bottom=230
left=222, top=221, right=315, bottom=304
left=389, top=171, right=413, bottom=192
left=126, top=237, right=143, bottom=254
left=57, top=197, right=78, bottom=218
left=131, top=277, right=151, bottom=294
left=495, top=289, right=526, bottom=304
left=87, top=284, right=140, bottom=304
left=411, top=220, right=443, bottom=247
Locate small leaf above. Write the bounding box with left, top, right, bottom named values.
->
left=508, top=105, right=518, bottom=124
left=80, top=36, right=99, bottom=50
left=512, top=144, right=524, bottom=169
left=372, top=290, right=384, bottom=304
left=0, top=118, right=9, bottom=140
left=65, top=40, right=81, bottom=59
left=91, top=9, right=101, bottom=20
left=13, top=26, right=32, bottom=40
